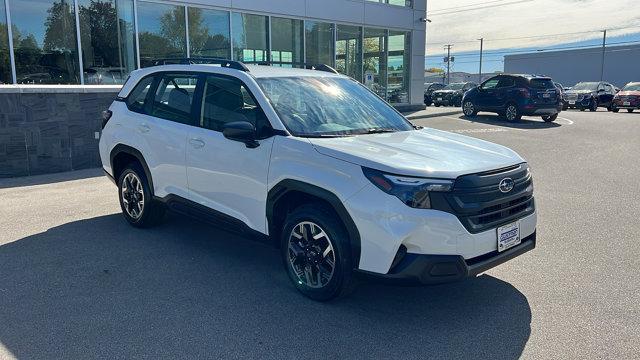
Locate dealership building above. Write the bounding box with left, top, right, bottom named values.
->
left=0, top=0, right=427, bottom=177
left=504, top=44, right=640, bottom=88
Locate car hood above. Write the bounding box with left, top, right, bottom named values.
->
left=433, top=90, right=460, bottom=94
left=617, top=91, right=640, bottom=97
left=566, top=90, right=595, bottom=95
left=309, top=128, right=524, bottom=179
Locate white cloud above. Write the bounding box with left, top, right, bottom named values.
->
left=426, top=0, right=640, bottom=56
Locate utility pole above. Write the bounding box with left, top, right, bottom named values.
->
left=478, top=38, right=484, bottom=83
left=600, top=30, right=607, bottom=81
left=445, top=45, right=452, bottom=85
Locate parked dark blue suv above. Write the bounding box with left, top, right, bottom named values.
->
left=461, top=74, right=562, bottom=122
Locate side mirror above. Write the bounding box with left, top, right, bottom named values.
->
left=223, top=121, right=259, bottom=148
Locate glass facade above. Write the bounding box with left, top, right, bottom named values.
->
left=305, top=21, right=334, bottom=67
left=271, top=17, right=303, bottom=67
left=336, top=24, right=362, bottom=81
left=366, top=0, right=412, bottom=7
left=231, top=12, right=268, bottom=63
left=387, top=30, right=410, bottom=103
left=0, top=0, right=10, bottom=84
left=79, top=0, right=136, bottom=84
left=137, top=1, right=186, bottom=67
left=1, top=1, right=413, bottom=104
left=9, top=0, right=81, bottom=84
left=188, top=7, right=230, bottom=59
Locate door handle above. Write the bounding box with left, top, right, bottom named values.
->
left=138, top=124, right=151, bottom=133
left=189, top=138, right=205, bottom=149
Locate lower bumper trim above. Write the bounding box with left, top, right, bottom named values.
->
left=358, top=231, right=536, bottom=285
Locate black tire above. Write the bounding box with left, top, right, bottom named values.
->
left=117, top=162, right=165, bottom=228
left=612, top=105, right=619, bottom=113
left=503, top=103, right=521, bottom=122
left=628, top=109, right=634, bottom=113
left=542, top=114, right=558, bottom=122
left=462, top=100, right=477, bottom=117
left=281, top=203, right=354, bottom=301
left=589, top=98, right=598, bottom=112
left=434, top=104, right=441, bottom=107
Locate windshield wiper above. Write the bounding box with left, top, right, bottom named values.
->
left=361, top=128, right=398, bottom=134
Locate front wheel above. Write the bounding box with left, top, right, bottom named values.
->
left=589, top=99, right=598, bottom=112
left=281, top=204, right=354, bottom=301
left=628, top=109, right=635, bottom=113
left=542, top=114, right=558, bottom=122
left=504, top=103, right=521, bottom=122
left=462, top=100, right=477, bottom=117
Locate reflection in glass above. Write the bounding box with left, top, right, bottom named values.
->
left=363, top=28, right=387, bottom=99
left=231, top=12, right=268, bottom=63
left=79, top=0, right=136, bottom=84
left=387, top=30, right=410, bottom=103
left=9, top=0, right=80, bottom=84
left=188, top=7, right=230, bottom=59
left=270, top=17, right=303, bottom=67
left=0, top=0, right=10, bottom=84
left=304, top=21, right=333, bottom=67
left=138, top=1, right=186, bottom=67
left=336, top=25, right=362, bottom=81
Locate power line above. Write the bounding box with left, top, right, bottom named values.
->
left=429, top=0, right=534, bottom=16
left=428, top=0, right=516, bottom=14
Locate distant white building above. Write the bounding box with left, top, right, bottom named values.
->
left=504, top=44, right=640, bottom=88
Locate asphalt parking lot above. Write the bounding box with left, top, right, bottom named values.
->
left=1, top=109, right=639, bottom=359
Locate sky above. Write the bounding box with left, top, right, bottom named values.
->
left=425, top=0, right=640, bottom=73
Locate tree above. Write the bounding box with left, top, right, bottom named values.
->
left=426, top=67, right=445, bottom=74
left=43, top=1, right=76, bottom=52
left=79, top=0, right=118, bottom=67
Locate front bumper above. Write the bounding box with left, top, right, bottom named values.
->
left=360, top=232, right=536, bottom=285
left=613, top=98, right=640, bottom=109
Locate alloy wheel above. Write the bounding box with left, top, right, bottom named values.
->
left=506, top=105, right=518, bottom=121
left=463, top=101, right=475, bottom=116
left=287, top=221, right=336, bottom=289
left=121, top=172, right=145, bottom=220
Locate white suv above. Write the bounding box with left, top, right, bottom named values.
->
left=99, top=59, right=537, bottom=301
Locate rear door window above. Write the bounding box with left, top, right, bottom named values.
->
left=149, top=74, right=200, bottom=125
left=497, top=77, right=515, bottom=88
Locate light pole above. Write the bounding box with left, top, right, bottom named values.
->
left=600, top=30, right=607, bottom=81
left=444, top=44, right=452, bottom=85
left=478, top=38, right=484, bottom=83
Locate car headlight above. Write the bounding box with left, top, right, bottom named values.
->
left=362, top=167, right=454, bottom=209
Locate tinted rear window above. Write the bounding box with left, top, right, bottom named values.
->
left=529, top=79, right=555, bottom=89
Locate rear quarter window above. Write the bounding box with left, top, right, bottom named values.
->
left=126, top=76, right=155, bottom=114
left=529, top=79, right=555, bottom=89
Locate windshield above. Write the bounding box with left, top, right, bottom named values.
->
left=572, top=82, right=599, bottom=91
left=443, top=83, right=465, bottom=90
left=622, top=83, right=640, bottom=91
left=257, top=77, right=414, bottom=137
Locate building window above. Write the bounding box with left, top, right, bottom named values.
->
left=78, top=0, right=136, bottom=85
left=137, top=2, right=186, bottom=67
left=187, top=7, right=230, bottom=59
left=270, top=17, right=303, bottom=67
left=366, top=0, right=412, bottom=7
left=9, top=0, right=81, bottom=84
left=0, top=0, right=10, bottom=84
left=231, top=12, right=268, bottom=63
left=387, top=30, right=410, bottom=103
left=305, top=21, right=333, bottom=67
left=336, top=24, right=362, bottom=81
left=363, top=28, right=387, bottom=99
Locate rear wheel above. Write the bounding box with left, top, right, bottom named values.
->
left=628, top=109, right=635, bottom=113
left=281, top=204, right=354, bottom=301
left=542, top=114, right=558, bottom=122
left=117, top=163, right=165, bottom=228
left=504, top=103, right=521, bottom=122
left=612, top=104, right=620, bottom=113
left=462, top=100, right=477, bottom=117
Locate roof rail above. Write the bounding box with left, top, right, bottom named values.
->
left=255, top=61, right=340, bottom=75
left=152, top=58, right=250, bottom=72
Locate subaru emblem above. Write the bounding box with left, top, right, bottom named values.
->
left=499, top=178, right=515, bottom=193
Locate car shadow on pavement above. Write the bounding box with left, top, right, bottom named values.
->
left=0, top=168, right=103, bottom=189
left=0, top=213, right=532, bottom=359
left=458, top=114, right=562, bottom=129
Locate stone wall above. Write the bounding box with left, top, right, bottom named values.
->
left=0, top=86, right=120, bottom=178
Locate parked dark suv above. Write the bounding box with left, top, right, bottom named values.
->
left=564, top=81, right=616, bottom=111
left=462, top=74, right=562, bottom=122
left=424, top=82, right=445, bottom=106
left=432, top=82, right=477, bottom=107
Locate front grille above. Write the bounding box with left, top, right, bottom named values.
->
left=431, top=163, right=535, bottom=234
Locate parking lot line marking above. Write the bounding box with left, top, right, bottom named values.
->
left=557, top=117, right=574, bottom=125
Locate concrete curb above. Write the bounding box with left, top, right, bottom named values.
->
left=404, top=109, right=463, bottom=120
